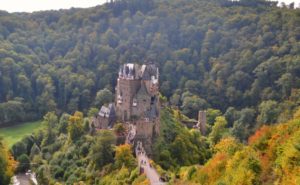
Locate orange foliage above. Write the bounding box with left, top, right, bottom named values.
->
left=199, top=152, right=228, bottom=183
left=258, top=152, right=273, bottom=183
left=248, top=125, right=271, bottom=145
left=8, top=153, right=17, bottom=173
left=178, top=111, right=300, bottom=185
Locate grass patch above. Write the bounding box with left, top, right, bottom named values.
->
left=0, top=121, right=43, bottom=147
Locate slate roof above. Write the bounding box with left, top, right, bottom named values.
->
left=119, top=63, right=158, bottom=81
left=140, top=64, right=158, bottom=80
left=136, top=82, right=149, bottom=98
left=98, top=103, right=115, bottom=118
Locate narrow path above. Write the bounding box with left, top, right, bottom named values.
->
left=136, top=141, right=166, bottom=185
left=12, top=172, right=38, bottom=185
left=126, top=124, right=165, bottom=185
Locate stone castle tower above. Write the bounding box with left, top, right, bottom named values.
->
left=198, top=111, right=207, bottom=135
left=92, top=63, right=160, bottom=144
left=115, top=63, right=160, bottom=140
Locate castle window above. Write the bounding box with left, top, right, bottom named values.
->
left=118, top=95, right=123, bottom=104
left=132, top=99, right=137, bottom=107
left=151, top=96, right=155, bottom=105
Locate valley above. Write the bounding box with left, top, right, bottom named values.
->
left=0, top=0, right=300, bottom=184
left=0, top=121, right=42, bottom=147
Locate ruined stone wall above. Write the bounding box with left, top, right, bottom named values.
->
left=134, top=117, right=160, bottom=156
left=154, top=117, right=160, bottom=136
left=198, top=111, right=207, bottom=135
left=93, top=116, right=109, bottom=129
left=135, top=119, right=156, bottom=139
left=135, top=118, right=160, bottom=138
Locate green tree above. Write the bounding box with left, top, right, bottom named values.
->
left=209, top=116, right=229, bottom=145
left=36, top=76, right=57, bottom=115
left=207, top=109, right=222, bottom=125
left=88, top=107, right=99, bottom=118
left=257, top=100, right=280, bottom=125
left=11, top=141, right=27, bottom=159
left=0, top=99, right=25, bottom=125
left=58, top=113, right=70, bottom=134
left=84, top=118, right=90, bottom=133
left=29, top=144, right=41, bottom=159
left=276, top=73, right=293, bottom=98
left=36, top=165, right=50, bottom=185
left=170, top=93, right=181, bottom=107
left=94, top=88, right=113, bottom=108
left=17, top=154, right=30, bottom=172
left=90, top=130, right=116, bottom=168
left=181, top=95, right=209, bottom=118
left=114, top=144, right=136, bottom=170
left=113, top=123, right=126, bottom=136
left=101, top=29, right=119, bottom=48
left=41, top=112, right=58, bottom=147
left=231, top=108, right=256, bottom=141
left=68, top=111, right=84, bottom=142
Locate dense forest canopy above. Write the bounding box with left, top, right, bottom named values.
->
left=7, top=105, right=300, bottom=184
left=0, top=0, right=299, bottom=136
left=1, top=0, right=300, bottom=184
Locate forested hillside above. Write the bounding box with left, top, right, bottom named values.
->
left=1, top=0, right=300, bottom=184
left=174, top=108, right=300, bottom=185
left=8, top=105, right=300, bottom=184
left=9, top=111, right=146, bottom=184
left=0, top=0, right=300, bottom=138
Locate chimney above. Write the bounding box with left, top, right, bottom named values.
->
left=198, top=111, right=207, bottom=135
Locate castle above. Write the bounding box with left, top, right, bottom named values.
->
left=93, top=63, right=160, bottom=143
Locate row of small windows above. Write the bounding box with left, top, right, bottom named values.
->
left=118, top=96, right=148, bottom=107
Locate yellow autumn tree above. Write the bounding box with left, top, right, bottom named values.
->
left=0, top=138, right=16, bottom=185
left=213, top=137, right=242, bottom=156
left=221, top=147, right=262, bottom=185
left=114, top=144, right=136, bottom=170
left=68, top=111, right=84, bottom=141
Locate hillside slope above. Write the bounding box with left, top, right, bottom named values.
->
left=0, top=0, right=299, bottom=133
left=174, top=109, right=300, bottom=185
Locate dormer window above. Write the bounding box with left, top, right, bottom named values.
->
left=151, top=76, right=158, bottom=84
left=132, top=99, right=137, bottom=107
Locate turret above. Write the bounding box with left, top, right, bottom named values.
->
left=198, top=111, right=207, bottom=135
